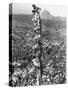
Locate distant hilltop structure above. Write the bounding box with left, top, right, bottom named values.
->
left=41, top=9, right=52, bottom=19
left=41, top=9, right=66, bottom=21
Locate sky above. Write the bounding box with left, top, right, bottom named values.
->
left=12, top=3, right=66, bottom=17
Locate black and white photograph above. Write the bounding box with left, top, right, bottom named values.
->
left=9, top=3, right=66, bottom=87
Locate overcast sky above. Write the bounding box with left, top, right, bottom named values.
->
left=12, top=3, right=66, bottom=17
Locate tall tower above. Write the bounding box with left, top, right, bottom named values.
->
left=32, top=4, right=43, bottom=85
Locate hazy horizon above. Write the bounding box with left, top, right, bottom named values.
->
left=10, top=3, right=66, bottom=17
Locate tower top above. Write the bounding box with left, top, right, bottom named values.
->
left=32, top=4, right=41, bottom=14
